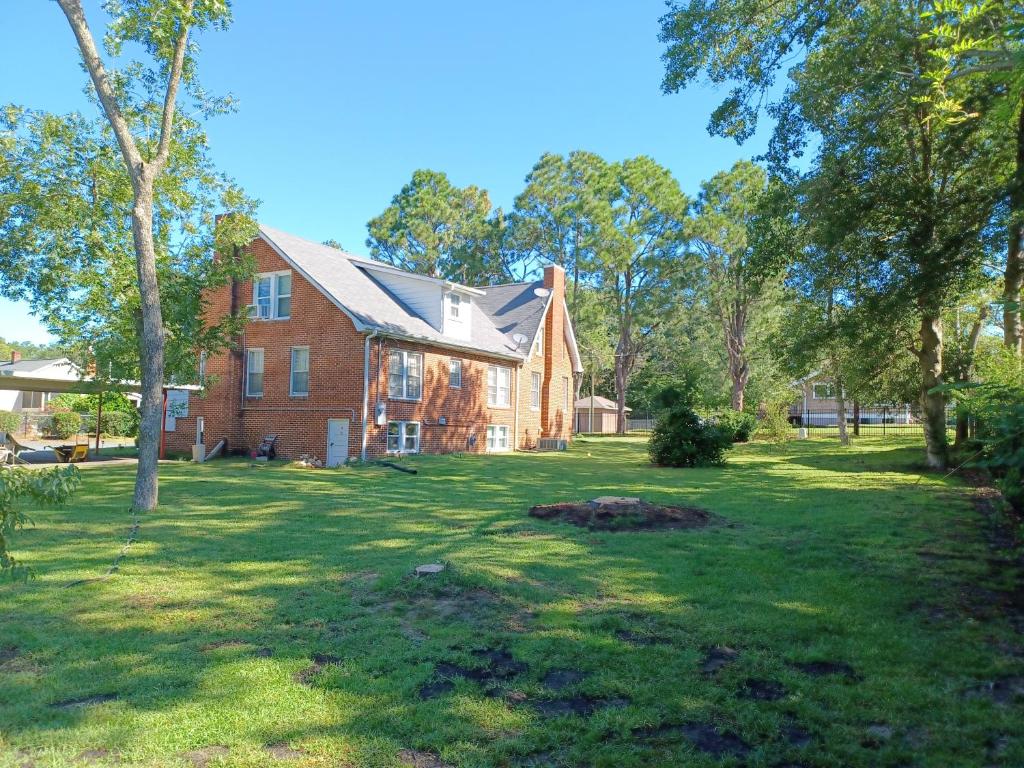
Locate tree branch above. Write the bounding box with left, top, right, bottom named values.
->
left=154, top=0, right=195, bottom=170
left=55, top=0, right=142, bottom=180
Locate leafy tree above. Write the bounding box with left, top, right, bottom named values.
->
left=507, top=152, right=609, bottom=318
left=923, top=0, right=1024, bottom=354
left=0, top=2, right=257, bottom=510
left=648, top=386, right=733, bottom=466
left=1, top=465, right=81, bottom=576
left=366, top=169, right=505, bottom=282
left=660, top=0, right=1008, bottom=468
left=0, top=338, right=64, bottom=361
left=595, top=157, right=692, bottom=432
left=688, top=160, right=782, bottom=411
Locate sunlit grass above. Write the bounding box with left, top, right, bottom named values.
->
left=0, top=436, right=1020, bottom=767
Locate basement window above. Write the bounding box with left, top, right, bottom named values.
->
left=387, top=420, right=420, bottom=454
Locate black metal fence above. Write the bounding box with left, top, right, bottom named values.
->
left=578, top=405, right=960, bottom=440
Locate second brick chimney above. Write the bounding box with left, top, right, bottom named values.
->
left=10, top=350, right=21, bottom=364
left=543, top=264, right=566, bottom=367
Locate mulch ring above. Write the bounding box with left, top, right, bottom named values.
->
left=528, top=498, right=715, bottom=531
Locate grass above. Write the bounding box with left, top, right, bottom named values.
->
left=0, top=437, right=1021, bottom=768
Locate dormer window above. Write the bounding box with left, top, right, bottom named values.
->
left=534, top=330, right=544, bottom=357
left=251, top=271, right=291, bottom=320
left=449, top=293, right=461, bottom=320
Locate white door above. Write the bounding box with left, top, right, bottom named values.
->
left=326, top=418, right=349, bottom=467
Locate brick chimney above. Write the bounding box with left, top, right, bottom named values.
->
left=10, top=350, right=21, bottom=364
left=543, top=264, right=565, bottom=365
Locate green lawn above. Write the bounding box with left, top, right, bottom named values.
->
left=1, top=437, right=1020, bottom=768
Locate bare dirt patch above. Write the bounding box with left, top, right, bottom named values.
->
left=701, top=645, right=739, bottom=674
left=614, top=628, right=671, bottom=646
left=50, top=693, right=118, bottom=710
left=788, top=659, right=860, bottom=680
left=183, top=746, right=229, bottom=768
left=398, top=749, right=452, bottom=768
left=631, top=721, right=750, bottom=757
left=542, top=669, right=586, bottom=690
left=739, top=677, right=787, bottom=701
left=294, top=653, right=342, bottom=686
left=264, top=744, right=305, bottom=760
left=75, top=748, right=116, bottom=764
left=529, top=694, right=629, bottom=717
left=528, top=497, right=715, bottom=532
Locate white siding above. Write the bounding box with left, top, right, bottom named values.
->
left=362, top=267, right=443, bottom=330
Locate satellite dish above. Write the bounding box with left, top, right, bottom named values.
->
left=533, top=287, right=551, bottom=298
left=512, top=333, right=529, bottom=348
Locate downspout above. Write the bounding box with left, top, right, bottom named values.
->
left=360, top=330, right=379, bottom=462
left=514, top=363, right=521, bottom=450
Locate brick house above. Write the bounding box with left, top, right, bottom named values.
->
left=165, top=224, right=583, bottom=465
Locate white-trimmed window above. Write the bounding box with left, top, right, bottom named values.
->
left=449, top=358, right=462, bottom=388
left=534, top=330, right=544, bottom=357
left=388, top=350, right=423, bottom=400
left=812, top=383, right=836, bottom=400
left=531, top=372, right=541, bottom=409
left=563, top=377, right=570, bottom=411
left=251, top=271, right=292, bottom=320
left=449, top=292, right=462, bottom=320
left=487, top=365, right=511, bottom=407
left=387, top=420, right=420, bottom=454
left=22, top=391, right=44, bottom=409
left=486, top=425, right=510, bottom=452
left=245, top=348, right=264, bottom=397
left=290, top=346, right=309, bottom=396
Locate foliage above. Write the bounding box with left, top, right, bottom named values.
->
left=648, top=387, right=733, bottom=466
left=96, top=411, right=136, bottom=437
left=0, top=337, right=63, bottom=361
left=756, top=402, right=793, bottom=443
left=49, top=391, right=135, bottom=414
left=710, top=409, right=757, bottom=443
left=0, top=464, right=80, bottom=574
left=0, top=411, right=21, bottom=437
left=50, top=411, right=82, bottom=440
left=366, top=169, right=506, bottom=282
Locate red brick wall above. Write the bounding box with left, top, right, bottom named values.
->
left=166, top=236, right=577, bottom=461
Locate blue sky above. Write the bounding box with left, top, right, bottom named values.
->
left=1, top=0, right=771, bottom=345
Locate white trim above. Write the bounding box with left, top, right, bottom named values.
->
left=245, top=348, right=264, bottom=398
left=252, top=270, right=292, bottom=320
left=485, top=424, right=511, bottom=452
left=527, top=298, right=552, bottom=359
left=530, top=371, right=541, bottom=410
left=386, top=419, right=420, bottom=454
left=388, top=349, right=424, bottom=402
left=487, top=364, right=512, bottom=408
left=449, top=358, right=462, bottom=389
left=562, top=298, right=584, bottom=374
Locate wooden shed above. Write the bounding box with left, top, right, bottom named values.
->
left=575, top=395, right=630, bottom=433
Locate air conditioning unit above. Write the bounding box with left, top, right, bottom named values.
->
left=538, top=438, right=568, bottom=452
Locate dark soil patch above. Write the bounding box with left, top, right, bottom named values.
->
left=542, top=669, right=586, bottom=690
left=701, top=645, right=739, bottom=674
left=0, top=645, right=19, bottom=663
left=75, top=748, right=115, bottom=763
left=418, top=679, right=455, bottom=699
left=200, top=640, right=248, bottom=652
left=254, top=647, right=273, bottom=658
left=781, top=723, right=812, bottom=749
left=50, top=693, right=118, bottom=709
left=183, top=746, right=229, bottom=768
left=528, top=498, right=715, bottom=532
left=530, top=694, right=630, bottom=717
left=739, top=677, right=787, bottom=701
left=614, top=629, right=671, bottom=646
left=294, top=653, right=342, bottom=686
left=264, top=743, right=304, bottom=760
left=787, top=659, right=860, bottom=680
left=962, top=675, right=1024, bottom=705
left=432, top=648, right=528, bottom=686
left=397, top=749, right=452, bottom=768
left=631, top=721, right=750, bottom=757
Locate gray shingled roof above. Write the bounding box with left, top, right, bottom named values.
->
left=0, top=357, right=70, bottom=374
left=257, top=224, right=557, bottom=362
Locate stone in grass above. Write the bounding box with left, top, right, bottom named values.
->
left=414, top=564, right=446, bottom=577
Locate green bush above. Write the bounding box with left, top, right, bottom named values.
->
left=0, top=410, right=21, bottom=437
left=50, top=411, right=82, bottom=439
left=100, top=411, right=133, bottom=437
left=648, top=387, right=733, bottom=467
left=756, top=403, right=793, bottom=443
left=710, top=409, right=757, bottom=442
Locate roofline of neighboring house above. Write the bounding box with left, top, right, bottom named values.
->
left=791, top=370, right=822, bottom=386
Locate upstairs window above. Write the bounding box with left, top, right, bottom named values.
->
left=449, top=293, right=462, bottom=320
left=812, top=383, right=836, bottom=400
left=487, top=365, right=511, bottom=407
left=251, top=271, right=291, bottom=320
left=531, top=372, right=541, bottom=409
left=449, top=358, right=462, bottom=389
left=290, top=346, right=309, bottom=396
left=246, top=348, right=264, bottom=397
left=388, top=350, right=423, bottom=400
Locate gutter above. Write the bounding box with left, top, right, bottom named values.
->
left=360, top=330, right=379, bottom=462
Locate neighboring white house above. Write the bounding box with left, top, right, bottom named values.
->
left=0, top=353, right=81, bottom=412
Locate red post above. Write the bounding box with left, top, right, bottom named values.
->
left=159, top=388, right=167, bottom=460
left=95, top=390, right=103, bottom=456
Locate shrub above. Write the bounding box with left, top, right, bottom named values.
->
left=0, top=410, right=21, bottom=437
left=756, top=403, right=793, bottom=443
left=50, top=411, right=82, bottom=439
left=648, top=388, right=733, bottom=467
left=100, top=411, right=134, bottom=437
left=710, top=409, right=757, bottom=442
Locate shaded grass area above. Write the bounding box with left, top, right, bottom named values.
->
left=0, top=437, right=1021, bottom=767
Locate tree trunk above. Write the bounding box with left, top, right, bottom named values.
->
left=852, top=400, right=860, bottom=437
left=918, top=312, right=948, bottom=469
left=1005, top=97, right=1024, bottom=355
left=834, top=373, right=849, bottom=446
left=131, top=192, right=166, bottom=511
left=724, top=312, right=748, bottom=411
left=954, top=306, right=988, bottom=447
